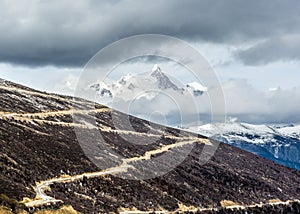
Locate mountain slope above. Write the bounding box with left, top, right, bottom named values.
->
left=188, top=122, right=300, bottom=170
left=1, top=78, right=300, bottom=213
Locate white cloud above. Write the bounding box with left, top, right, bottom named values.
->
left=0, top=63, right=81, bottom=95
left=87, top=68, right=300, bottom=125
left=53, top=73, right=79, bottom=95
left=221, top=79, right=300, bottom=123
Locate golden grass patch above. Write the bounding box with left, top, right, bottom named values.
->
left=220, top=200, right=239, bottom=208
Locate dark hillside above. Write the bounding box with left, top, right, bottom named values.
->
left=0, top=78, right=300, bottom=213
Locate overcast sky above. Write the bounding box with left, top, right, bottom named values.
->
left=0, top=0, right=299, bottom=124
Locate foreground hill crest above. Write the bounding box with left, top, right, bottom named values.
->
left=0, top=78, right=300, bottom=213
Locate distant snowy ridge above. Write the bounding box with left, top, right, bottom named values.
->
left=188, top=122, right=300, bottom=138
left=187, top=122, right=300, bottom=170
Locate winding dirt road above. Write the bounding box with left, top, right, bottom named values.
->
left=2, top=108, right=204, bottom=208
left=24, top=138, right=203, bottom=208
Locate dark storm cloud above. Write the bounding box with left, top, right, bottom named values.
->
left=235, top=36, right=300, bottom=65
left=0, top=0, right=300, bottom=67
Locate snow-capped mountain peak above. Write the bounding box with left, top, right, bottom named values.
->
left=90, top=65, right=208, bottom=101
left=150, top=64, right=179, bottom=90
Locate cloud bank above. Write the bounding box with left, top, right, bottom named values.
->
left=221, top=80, right=300, bottom=124
left=1, top=0, right=300, bottom=66
left=90, top=76, right=300, bottom=125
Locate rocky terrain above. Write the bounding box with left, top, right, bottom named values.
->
left=1, top=78, right=300, bottom=213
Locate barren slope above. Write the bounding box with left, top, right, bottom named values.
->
left=1, top=78, right=300, bottom=213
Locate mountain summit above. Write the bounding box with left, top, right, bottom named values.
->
left=151, top=64, right=161, bottom=73
left=150, top=64, right=179, bottom=90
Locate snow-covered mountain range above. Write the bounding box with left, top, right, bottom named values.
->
left=90, top=64, right=207, bottom=100
left=187, top=123, right=300, bottom=170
